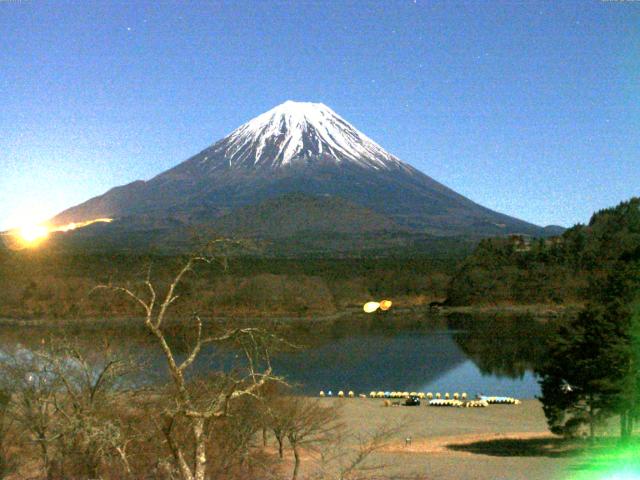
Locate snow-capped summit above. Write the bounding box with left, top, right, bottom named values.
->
left=210, top=100, right=407, bottom=170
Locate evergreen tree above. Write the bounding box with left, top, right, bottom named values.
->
left=537, top=305, right=626, bottom=437
left=604, top=254, right=640, bottom=440
left=537, top=243, right=640, bottom=439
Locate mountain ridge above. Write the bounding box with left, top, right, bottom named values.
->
left=51, top=101, right=556, bottom=251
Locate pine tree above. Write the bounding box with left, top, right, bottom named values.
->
left=537, top=248, right=640, bottom=439
left=537, top=305, right=625, bottom=438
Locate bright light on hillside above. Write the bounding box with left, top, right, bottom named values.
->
left=2, top=217, right=113, bottom=250
left=18, top=224, right=49, bottom=244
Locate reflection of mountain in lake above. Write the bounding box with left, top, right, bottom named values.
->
left=419, top=361, right=541, bottom=399
left=264, top=332, right=467, bottom=394
left=0, top=315, right=550, bottom=398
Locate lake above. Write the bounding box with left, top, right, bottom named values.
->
left=0, top=312, right=554, bottom=399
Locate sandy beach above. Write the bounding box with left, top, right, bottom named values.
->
left=302, top=398, right=583, bottom=480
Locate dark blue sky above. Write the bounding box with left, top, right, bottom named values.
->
left=1, top=0, right=638, bottom=230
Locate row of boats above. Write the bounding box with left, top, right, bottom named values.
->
left=428, top=396, right=521, bottom=407
left=318, top=390, right=521, bottom=407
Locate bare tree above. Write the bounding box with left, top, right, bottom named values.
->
left=284, top=397, right=341, bottom=480
left=312, top=420, right=402, bottom=480
left=0, top=347, right=60, bottom=480
left=95, top=251, right=284, bottom=480
left=265, top=393, right=391, bottom=480
left=0, top=339, right=138, bottom=480
left=265, top=394, right=291, bottom=460
left=0, top=387, right=16, bottom=478
left=205, top=393, right=280, bottom=479
left=45, top=341, right=137, bottom=479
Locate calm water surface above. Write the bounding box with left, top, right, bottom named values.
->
left=0, top=313, right=554, bottom=399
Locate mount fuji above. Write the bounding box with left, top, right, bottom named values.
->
left=51, top=101, right=552, bottom=253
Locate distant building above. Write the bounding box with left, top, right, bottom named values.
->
left=544, top=236, right=564, bottom=247
left=509, top=235, right=532, bottom=252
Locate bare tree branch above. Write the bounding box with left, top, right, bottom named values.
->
left=94, top=247, right=285, bottom=480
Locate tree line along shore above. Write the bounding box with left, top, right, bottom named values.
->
left=1, top=198, right=637, bottom=321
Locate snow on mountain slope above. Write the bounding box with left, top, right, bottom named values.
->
left=50, top=100, right=549, bottom=242
left=208, top=100, right=410, bottom=171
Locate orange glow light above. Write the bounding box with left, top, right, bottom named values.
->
left=18, top=224, right=49, bottom=245
left=379, top=300, right=392, bottom=311
left=2, top=217, right=113, bottom=250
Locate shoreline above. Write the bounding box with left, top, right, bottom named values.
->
left=0, top=303, right=579, bottom=328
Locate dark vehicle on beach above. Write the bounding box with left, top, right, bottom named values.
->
left=405, top=396, right=421, bottom=406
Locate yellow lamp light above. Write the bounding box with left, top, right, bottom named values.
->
left=363, top=301, right=380, bottom=313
